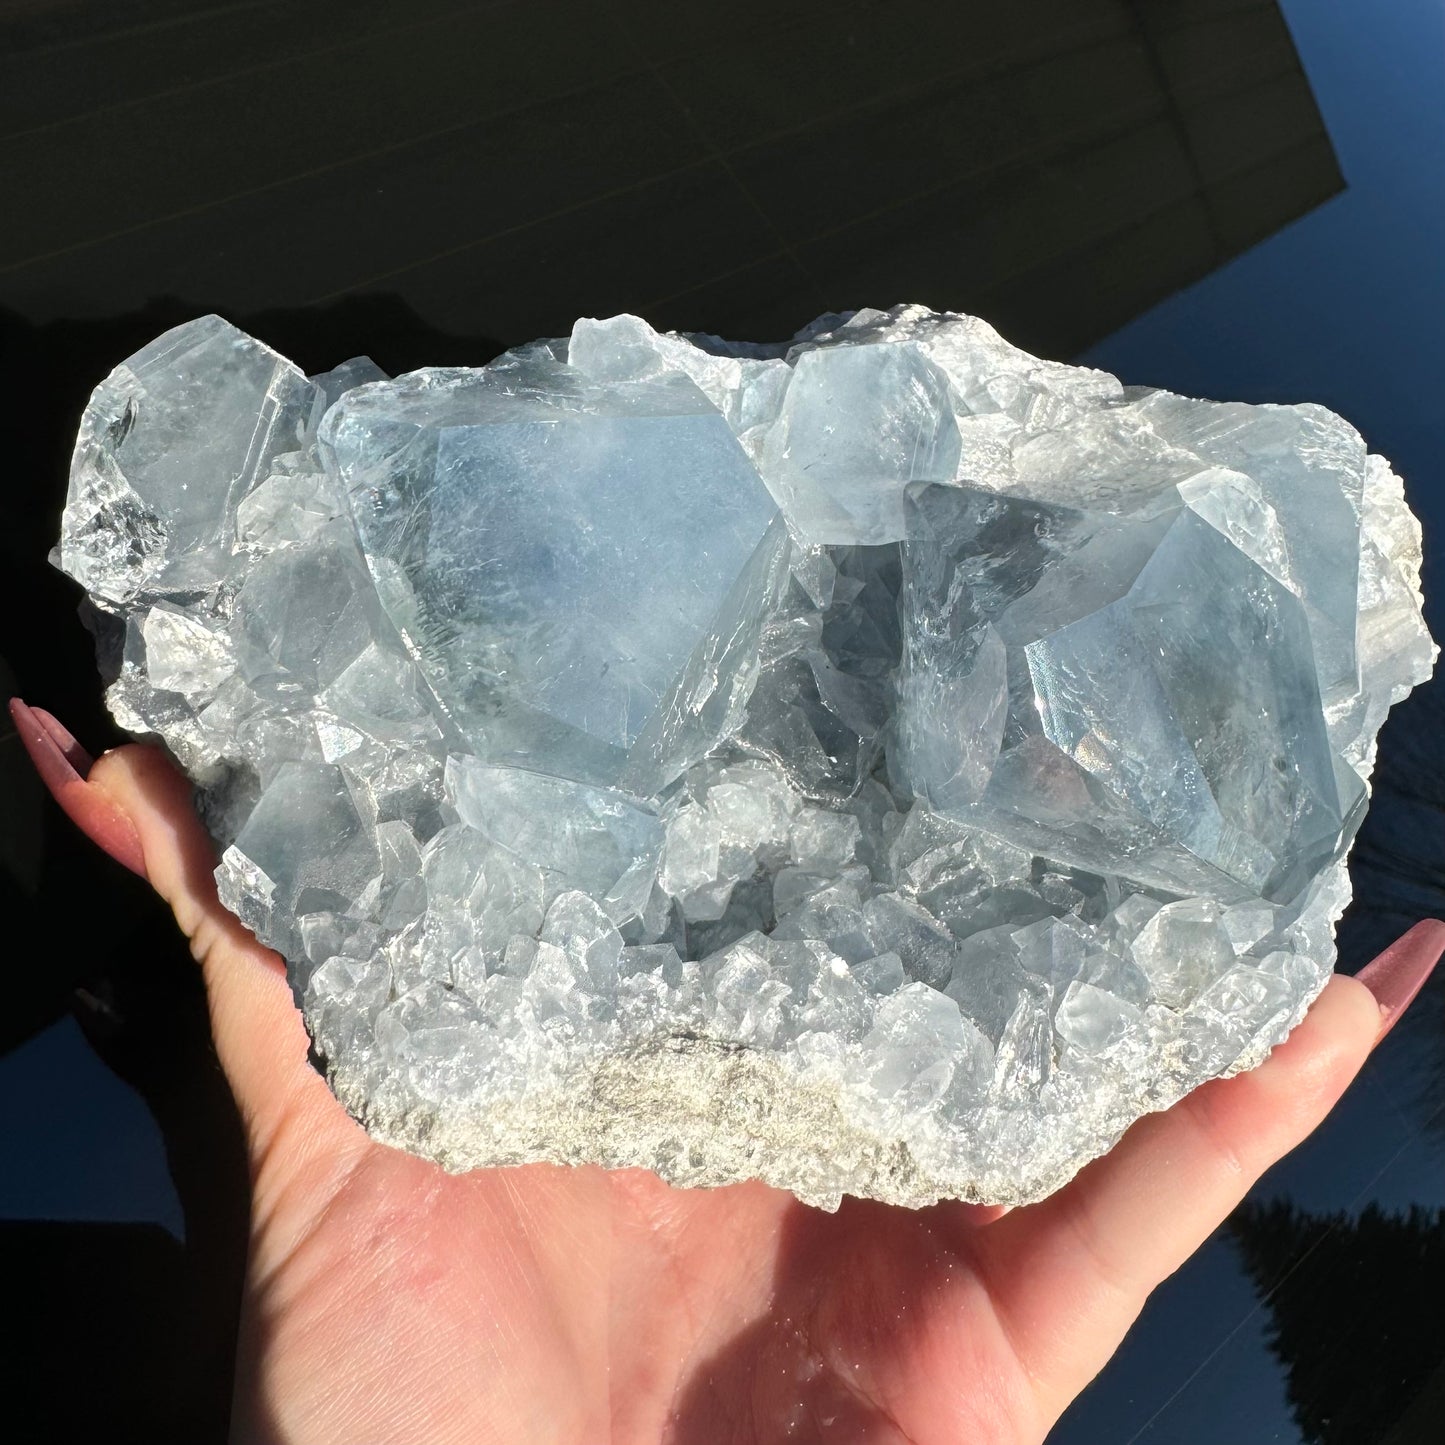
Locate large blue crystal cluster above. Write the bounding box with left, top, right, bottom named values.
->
left=57, top=306, right=1434, bottom=1207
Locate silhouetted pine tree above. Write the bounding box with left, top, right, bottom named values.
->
left=1341, top=681, right=1445, bottom=971
left=1228, top=1200, right=1445, bottom=1444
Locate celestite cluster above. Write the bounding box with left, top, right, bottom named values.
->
left=56, top=306, right=1434, bottom=1208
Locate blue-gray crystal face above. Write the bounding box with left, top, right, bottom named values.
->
left=895, top=485, right=1353, bottom=904
left=54, top=304, right=1434, bottom=1211
left=60, top=315, right=318, bottom=603
left=759, top=342, right=962, bottom=544
left=319, top=361, right=784, bottom=792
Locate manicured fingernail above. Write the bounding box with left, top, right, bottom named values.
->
left=1355, top=919, right=1445, bottom=1041
left=8, top=697, right=147, bottom=878
left=29, top=704, right=94, bottom=775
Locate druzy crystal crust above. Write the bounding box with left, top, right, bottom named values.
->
left=57, top=305, right=1434, bottom=1208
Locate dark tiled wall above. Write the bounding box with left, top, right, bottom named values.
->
left=0, top=0, right=1340, bottom=354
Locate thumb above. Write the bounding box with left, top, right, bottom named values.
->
left=84, top=742, right=364, bottom=1174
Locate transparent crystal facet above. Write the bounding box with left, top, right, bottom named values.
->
left=319, top=361, right=785, bottom=793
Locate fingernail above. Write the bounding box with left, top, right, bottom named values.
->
left=8, top=697, right=147, bottom=878
left=29, top=704, right=94, bottom=775
left=1355, top=919, right=1445, bottom=1041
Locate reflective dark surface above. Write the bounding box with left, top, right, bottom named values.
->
left=0, top=1, right=1441, bottom=1439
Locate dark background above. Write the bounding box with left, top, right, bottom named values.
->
left=1, top=0, right=1442, bottom=1440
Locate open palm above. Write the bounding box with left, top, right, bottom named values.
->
left=30, top=721, right=1440, bottom=1445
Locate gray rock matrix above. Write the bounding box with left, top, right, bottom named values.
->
left=56, top=305, right=1434, bottom=1209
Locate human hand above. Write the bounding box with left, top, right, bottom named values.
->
left=16, top=701, right=1444, bottom=1445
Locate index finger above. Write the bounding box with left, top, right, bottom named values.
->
left=974, top=920, right=1445, bottom=1416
